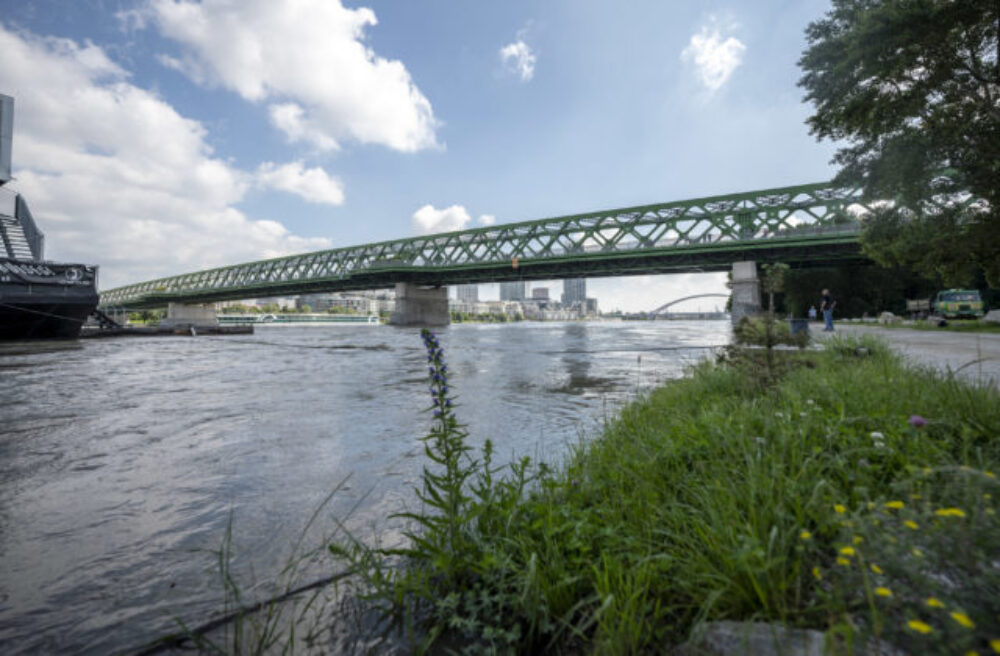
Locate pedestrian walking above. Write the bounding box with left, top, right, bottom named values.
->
left=808, top=305, right=817, bottom=321
left=820, top=289, right=836, bottom=332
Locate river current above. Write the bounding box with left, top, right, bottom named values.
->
left=0, top=320, right=730, bottom=653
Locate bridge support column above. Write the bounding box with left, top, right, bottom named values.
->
left=730, top=261, right=761, bottom=325
left=390, top=283, right=450, bottom=327
left=160, top=302, right=219, bottom=328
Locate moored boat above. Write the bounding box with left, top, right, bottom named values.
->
left=0, top=94, right=99, bottom=340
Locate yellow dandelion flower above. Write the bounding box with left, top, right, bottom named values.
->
left=985, top=493, right=993, bottom=500
left=951, top=611, right=975, bottom=629
left=965, top=651, right=979, bottom=656
left=875, top=587, right=892, bottom=597
left=800, top=530, right=812, bottom=540
left=836, top=556, right=850, bottom=566
left=989, top=638, right=1000, bottom=653
left=904, top=520, right=920, bottom=530
left=935, top=507, right=967, bottom=518
left=886, top=500, right=905, bottom=510
left=812, top=566, right=822, bottom=581
left=907, top=619, right=932, bottom=634
left=910, top=493, right=922, bottom=500
left=912, top=547, right=924, bottom=557
left=986, top=470, right=995, bottom=478
left=853, top=535, right=864, bottom=545
left=839, top=546, right=856, bottom=556
left=870, top=564, right=883, bottom=575
left=926, top=597, right=945, bottom=608
left=834, top=504, right=846, bottom=514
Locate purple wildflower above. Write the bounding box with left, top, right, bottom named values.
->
left=908, top=415, right=927, bottom=428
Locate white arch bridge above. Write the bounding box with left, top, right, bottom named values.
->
left=650, top=293, right=730, bottom=315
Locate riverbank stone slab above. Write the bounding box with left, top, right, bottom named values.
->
left=675, top=621, right=825, bottom=656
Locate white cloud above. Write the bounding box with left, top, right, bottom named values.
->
left=256, top=161, right=345, bottom=205
left=0, top=26, right=330, bottom=289
left=412, top=204, right=471, bottom=235
left=681, top=21, right=746, bottom=92
left=478, top=214, right=496, bottom=226
left=146, top=0, right=439, bottom=152
left=499, top=40, right=536, bottom=81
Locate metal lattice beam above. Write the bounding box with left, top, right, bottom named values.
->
left=100, top=181, right=873, bottom=308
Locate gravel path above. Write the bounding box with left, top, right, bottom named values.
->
left=820, top=323, right=1000, bottom=389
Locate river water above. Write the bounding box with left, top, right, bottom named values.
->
left=0, top=320, right=730, bottom=653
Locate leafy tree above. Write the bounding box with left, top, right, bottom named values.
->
left=784, top=264, right=937, bottom=318
left=799, top=0, right=999, bottom=285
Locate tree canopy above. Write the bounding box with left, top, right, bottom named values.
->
left=799, top=0, right=999, bottom=285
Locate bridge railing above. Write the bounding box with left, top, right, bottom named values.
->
left=100, top=181, right=868, bottom=307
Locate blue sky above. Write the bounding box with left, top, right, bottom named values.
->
left=0, top=0, right=839, bottom=311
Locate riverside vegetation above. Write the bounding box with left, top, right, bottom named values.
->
left=324, top=329, right=1000, bottom=654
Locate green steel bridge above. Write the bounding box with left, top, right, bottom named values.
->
left=99, top=180, right=873, bottom=309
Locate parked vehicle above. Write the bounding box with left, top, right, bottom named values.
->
left=905, top=290, right=986, bottom=320
left=932, top=289, right=986, bottom=319
left=905, top=298, right=931, bottom=319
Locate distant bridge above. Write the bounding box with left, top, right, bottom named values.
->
left=651, top=293, right=730, bottom=315
left=99, top=181, right=871, bottom=309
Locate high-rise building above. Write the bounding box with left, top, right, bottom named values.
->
left=562, top=278, right=586, bottom=305
left=500, top=281, right=526, bottom=301
left=455, top=284, right=479, bottom=302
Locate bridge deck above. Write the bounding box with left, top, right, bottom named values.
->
left=100, top=181, right=869, bottom=308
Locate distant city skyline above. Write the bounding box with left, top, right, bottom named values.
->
left=562, top=278, right=586, bottom=306
left=500, top=281, right=527, bottom=302
left=455, top=283, right=479, bottom=303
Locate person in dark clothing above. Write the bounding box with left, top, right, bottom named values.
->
left=820, top=289, right=836, bottom=331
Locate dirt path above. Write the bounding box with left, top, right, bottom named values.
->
left=820, top=323, right=1000, bottom=388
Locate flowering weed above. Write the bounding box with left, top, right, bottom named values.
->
left=330, top=331, right=1000, bottom=654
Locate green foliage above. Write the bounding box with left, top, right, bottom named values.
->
left=449, top=311, right=514, bottom=323
left=799, top=0, right=1000, bottom=285
left=732, top=315, right=809, bottom=350
left=817, top=467, right=999, bottom=654
left=329, top=329, right=547, bottom=653
left=332, top=331, right=1000, bottom=653
left=783, top=264, right=939, bottom=318
left=128, top=308, right=165, bottom=323
left=761, top=262, right=789, bottom=299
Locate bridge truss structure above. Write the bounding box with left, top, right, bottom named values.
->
left=100, top=181, right=871, bottom=308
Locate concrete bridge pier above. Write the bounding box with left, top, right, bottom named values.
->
left=390, top=283, right=450, bottom=327
left=160, top=302, right=219, bottom=329
left=730, top=261, right=761, bottom=325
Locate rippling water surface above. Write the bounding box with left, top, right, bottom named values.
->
left=0, top=320, right=730, bottom=653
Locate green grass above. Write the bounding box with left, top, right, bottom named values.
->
left=848, top=319, right=1000, bottom=333
left=332, top=334, right=1000, bottom=654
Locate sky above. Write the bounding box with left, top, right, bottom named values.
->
left=0, top=0, right=840, bottom=313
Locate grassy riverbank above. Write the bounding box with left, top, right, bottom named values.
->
left=333, top=334, right=999, bottom=654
